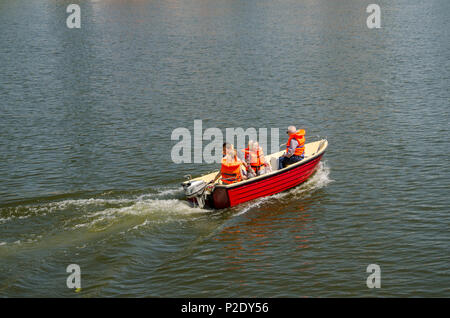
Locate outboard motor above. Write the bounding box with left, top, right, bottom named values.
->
left=182, top=180, right=209, bottom=208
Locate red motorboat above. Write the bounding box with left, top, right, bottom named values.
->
left=182, top=139, right=328, bottom=209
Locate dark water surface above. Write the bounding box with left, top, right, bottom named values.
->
left=0, top=0, right=449, bottom=297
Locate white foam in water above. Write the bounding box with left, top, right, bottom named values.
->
left=69, top=189, right=205, bottom=230
left=288, top=161, right=333, bottom=197
left=0, top=186, right=193, bottom=228
left=51, top=198, right=136, bottom=208
left=0, top=198, right=136, bottom=225
left=131, top=219, right=150, bottom=230
left=135, top=187, right=184, bottom=201
left=154, top=187, right=184, bottom=197
left=1, top=165, right=332, bottom=233
left=85, top=199, right=202, bottom=219
left=0, top=216, right=13, bottom=224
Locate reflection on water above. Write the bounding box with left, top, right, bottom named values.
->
left=218, top=201, right=316, bottom=273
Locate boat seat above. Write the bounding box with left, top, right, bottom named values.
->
left=270, top=157, right=279, bottom=171
left=277, top=155, right=308, bottom=169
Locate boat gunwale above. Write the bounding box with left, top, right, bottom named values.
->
left=215, top=139, right=328, bottom=189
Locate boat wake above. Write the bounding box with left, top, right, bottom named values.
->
left=287, top=160, right=333, bottom=197
left=73, top=199, right=206, bottom=229
left=0, top=162, right=332, bottom=247
left=0, top=187, right=207, bottom=247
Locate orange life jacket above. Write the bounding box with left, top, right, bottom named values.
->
left=286, top=129, right=305, bottom=156
left=242, top=147, right=265, bottom=173
left=221, top=157, right=242, bottom=184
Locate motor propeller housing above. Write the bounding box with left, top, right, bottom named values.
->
left=183, top=180, right=207, bottom=199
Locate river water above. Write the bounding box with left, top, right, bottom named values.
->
left=0, top=0, right=449, bottom=297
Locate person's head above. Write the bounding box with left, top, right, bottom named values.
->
left=252, top=141, right=259, bottom=151
left=287, top=126, right=297, bottom=135
left=225, top=143, right=234, bottom=156
left=248, top=140, right=255, bottom=151
left=224, top=145, right=236, bottom=163
left=223, top=142, right=231, bottom=155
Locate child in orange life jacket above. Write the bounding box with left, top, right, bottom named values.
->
left=213, top=144, right=247, bottom=184
left=243, top=141, right=271, bottom=177
left=223, top=142, right=251, bottom=173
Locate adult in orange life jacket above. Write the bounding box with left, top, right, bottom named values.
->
left=242, top=140, right=271, bottom=176
left=279, top=126, right=305, bottom=169
left=213, top=144, right=247, bottom=184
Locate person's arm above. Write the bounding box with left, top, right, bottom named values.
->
left=242, top=157, right=256, bottom=175
left=237, top=152, right=253, bottom=172
left=212, top=170, right=221, bottom=183
left=284, top=139, right=298, bottom=158
left=240, top=165, right=248, bottom=180
left=236, top=151, right=248, bottom=167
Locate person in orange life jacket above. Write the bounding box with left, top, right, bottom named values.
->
left=223, top=142, right=250, bottom=171
left=253, top=141, right=272, bottom=174
left=242, top=140, right=271, bottom=176
left=279, top=126, right=305, bottom=169
left=213, top=144, right=248, bottom=184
